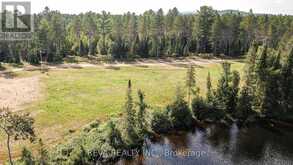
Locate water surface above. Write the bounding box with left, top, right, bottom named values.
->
left=118, top=124, right=293, bottom=165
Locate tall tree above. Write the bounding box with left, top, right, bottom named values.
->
left=196, top=6, right=215, bottom=53
left=123, top=80, right=138, bottom=145
left=186, top=64, right=198, bottom=106
left=97, top=11, right=112, bottom=55
left=136, top=90, right=148, bottom=135
left=206, top=72, right=213, bottom=103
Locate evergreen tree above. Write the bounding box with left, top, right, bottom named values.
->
left=196, top=6, right=215, bottom=53
left=136, top=90, right=148, bottom=136
left=186, top=64, right=198, bottom=106
left=206, top=72, right=213, bottom=103
left=211, top=13, right=223, bottom=55
left=167, top=87, right=193, bottom=129
left=214, top=62, right=240, bottom=113
left=97, top=11, right=112, bottom=55
left=237, top=86, right=254, bottom=120
left=106, top=120, right=124, bottom=149
left=123, top=80, right=138, bottom=146
left=281, top=48, right=293, bottom=113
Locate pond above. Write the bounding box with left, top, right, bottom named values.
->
left=117, top=124, right=293, bottom=165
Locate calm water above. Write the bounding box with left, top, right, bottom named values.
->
left=117, top=124, right=293, bottom=165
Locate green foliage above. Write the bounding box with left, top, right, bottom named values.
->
left=196, top=6, right=215, bottom=53
left=206, top=72, right=213, bottom=103
left=122, top=80, right=139, bottom=146
left=97, top=11, right=112, bottom=55
left=166, top=87, right=193, bottom=129
left=0, top=108, right=35, bottom=165
left=151, top=109, right=172, bottom=133
left=236, top=86, right=255, bottom=120
left=0, top=6, right=292, bottom=64
left=136, top=90, right=148, bottom=136
left=19, top=147, right=35, bottom=165
left=67, top=145, right=89, bottom=165
left=214, top=62, right=240, bottom=114
left=186, top=65, right=199, bottom=105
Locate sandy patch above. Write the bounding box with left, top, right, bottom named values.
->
left=0, top=76, right=40, bottom=112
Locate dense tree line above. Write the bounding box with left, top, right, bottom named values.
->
left=193, top=44, right=293, bottom=123
left=0, top=6, right=292, bottom=64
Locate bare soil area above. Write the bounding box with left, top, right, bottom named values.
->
left=0, top=76, right=40, bottom=112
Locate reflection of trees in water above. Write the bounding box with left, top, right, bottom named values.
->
left=205, top=124, right=231, bottom=154
left=264, top=127, right=293, bottom=159
left=233, top=126, right=293, bottom=163
left=165, top=132, right=191, bottom=152
left=232, top=126, right=268, bottom=163
left=119, top=125, right=293, bottom=165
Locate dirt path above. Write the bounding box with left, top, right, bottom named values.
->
left=0, top=76, right=40, bottom=112
left=1, top=57, right=225, bottom=74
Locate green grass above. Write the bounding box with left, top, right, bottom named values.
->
left=0, top=60, right=245, bottom=161
left=25, top=61, right=244, bottom=143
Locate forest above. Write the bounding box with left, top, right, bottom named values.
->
left=0, top=6, right=292, bottom=64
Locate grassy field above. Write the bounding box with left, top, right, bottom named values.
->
left=0, top=60, right=245, bottom=161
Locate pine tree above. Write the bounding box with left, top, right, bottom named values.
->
left=186, top=64, right=198, bottom=106
left=245, top=41, right=258, bottom=87
left=196, top=6, right=215, bottom=53
left=97, top=11, right=112, bottom=55
left=214, top=62, right=239, bottom=113
left=106, top=120, right=124, bottom=149
left=211, top=13, right=223, bottom=55
left=281, top=48, right=293, bottom=112
left=137, top=90, right=148, bottom=136
left=255, top=44, right=269, bottom=112
left=123, top=80, right=138, bottom=146
left=229, top=71, right=240, bottom=112
left=237, top=86, right=254, bottom=119
left=206, top=72, right=213, bottom=103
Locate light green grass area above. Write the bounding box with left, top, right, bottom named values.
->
left=25, top=61, right=244, bottom=144
left=0, top=60, right=245, bottom=161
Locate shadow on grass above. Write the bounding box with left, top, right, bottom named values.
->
left=105, top=66, right=121, bottom=70
left=0, top=71, right=17, bottom=79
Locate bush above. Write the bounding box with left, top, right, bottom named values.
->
left=151, top=110, right=172, bottom=133
left=19, top=147, right=35, bottom=165
left=166, top=92, right=193, bottom=130
left=67, top=145, right=89, bottom=165
left=192, top=96, right=225, bottom=121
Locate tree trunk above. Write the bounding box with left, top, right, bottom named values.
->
left=7, top=135, right=13, bottom=165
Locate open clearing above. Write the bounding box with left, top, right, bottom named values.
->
left=0, top=58, right=245, bottom=161
left=0, top=76, right=41, bottom=112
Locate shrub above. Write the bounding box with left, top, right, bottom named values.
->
left=67, top=145, right=89, bottom=165
left=166, top=88, right=193, bottom=130
left=151, top=110, right=172, bottom=133
left=192, top=96, right=225, bottom=122
left=19, top=147, right=35, bottom=165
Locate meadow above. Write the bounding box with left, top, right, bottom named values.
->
left=0, top=59, right=245, bottom=160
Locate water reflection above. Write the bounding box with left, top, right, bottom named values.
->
left=118, top=124, right=293, bottom=165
